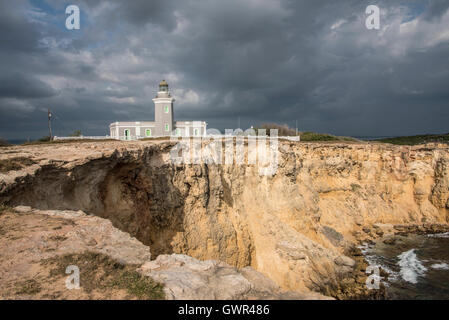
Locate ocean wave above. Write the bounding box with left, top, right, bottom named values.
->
left=397, top=249, right=427, bottom=284
left=431, top=263, right=449, bottom=270
left=358, top=243, right=398, bottom=283
left=427, top=232, right=449, bottom=238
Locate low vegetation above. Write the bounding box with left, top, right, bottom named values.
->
left=0, top=157, right=36, bottom=173
left=255, top=123, right=299, bottom=136
left=375, top=133, right=449, bottom=145
left=254, top=123, right=358, bottom=142
left=14, top=279, right=42, bottom=295
left=43, top=251, right=165, bottom=300
left=0, top=138, right=10, bottom=147
left=141, top=136, right=174, bottom=141
left=68, top=130, right=82, bottom=137
left=301, top=131, right=357, bottom=142
left=22, top=138, right=115, bottom=146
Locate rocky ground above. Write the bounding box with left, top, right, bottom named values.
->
left=0, top=206, right=328, bottom=299
left=0, top=139, right=448, bottom=299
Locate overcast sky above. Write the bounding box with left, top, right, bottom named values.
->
left=1, top=0, right=448, bottom=140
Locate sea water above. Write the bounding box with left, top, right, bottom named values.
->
left=360, top=233, right=449, bottom=299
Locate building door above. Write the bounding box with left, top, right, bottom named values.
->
left=146, top=129, right=152, bottom=137
left=124, top=129, right=130, bottom=140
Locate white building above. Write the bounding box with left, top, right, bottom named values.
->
left=110, top=80, right=207, bottom=140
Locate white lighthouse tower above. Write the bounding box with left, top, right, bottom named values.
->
left=153, top=80, right=175, bottom=136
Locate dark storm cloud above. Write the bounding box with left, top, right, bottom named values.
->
left=422, top=0, right=449, bottom=20
left=0, top=0, right=448, bottom=140
left=115, top=0, right=178, bottom=30
left=0, top=73, right=56, bottom=99
left=0, top=1, right=42, bottom=53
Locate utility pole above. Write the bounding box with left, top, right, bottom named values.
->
left=295, top=119, right=298, bottom=136
left=48, top=109, right=52, bottom=141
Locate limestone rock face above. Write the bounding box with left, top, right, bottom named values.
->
left=1, top=140, right=448, bottom=295
left=139, top=254, right=331, bottom=300
left=0, top=207, right=328, bottom=300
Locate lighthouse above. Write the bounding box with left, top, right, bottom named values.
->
left=153, top=80, right=175, bottom=136
left=109, top=80, right=207, bottom=139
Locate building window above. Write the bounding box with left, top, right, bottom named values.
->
left=145, top=129, right=151, bottom=137
left=164, top=106, right=169, bottom=113
left=176, top=128, right=180, bottom=136
left=194, top=128, right=199, bottom=136
left=165, top=124, right=169, bottom=131
left=124, top=129, right=130, bottom=140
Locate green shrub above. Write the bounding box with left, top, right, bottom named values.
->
left=375, top=133, right=449, bottom=145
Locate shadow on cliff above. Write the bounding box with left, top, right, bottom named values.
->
left=1, top=150, right=186, bottom=258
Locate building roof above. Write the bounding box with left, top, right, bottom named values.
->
left=159, top=79, right=168, bottom=86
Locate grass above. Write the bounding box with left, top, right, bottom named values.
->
left=109, top=270, right=165, bottom=299
left=14, top=279, right=42, bottom=295
left=300, top=131, right=357, bottom=142
left=43, top=251, right=165, bottom=299
left=374, top=133, right=449, bottom=146
left=0, top=157, right=36, bottom=173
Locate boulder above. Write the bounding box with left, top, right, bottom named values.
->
left=334, top=256, right=356, bottom=268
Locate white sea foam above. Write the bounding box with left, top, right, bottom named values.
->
left=397, top=249, right=427, bottom=284
left=427, top=232, right=449, bottom=238
left=358, top=243, right=398, bottom=283
left=431, top=263, right=449, bottom=270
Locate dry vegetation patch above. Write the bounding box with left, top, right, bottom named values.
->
left=14, top=279, right=42, bottom=295
left=0, top=211, right=163, bottom=300
left=0, top=157, right=36, bottom=173
left=0, top=139, right=10, bottom=147
left=42, top=251, right=165, bottom=300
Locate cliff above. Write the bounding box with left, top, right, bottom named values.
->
left=1, top=139, right=448, bottom=298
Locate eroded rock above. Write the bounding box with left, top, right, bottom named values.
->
left=139, top=254, right=331, bottom=300
left=1, top=140, right=448, bottom=298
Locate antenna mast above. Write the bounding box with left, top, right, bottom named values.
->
left=48, top=109, right=52, bottom=140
